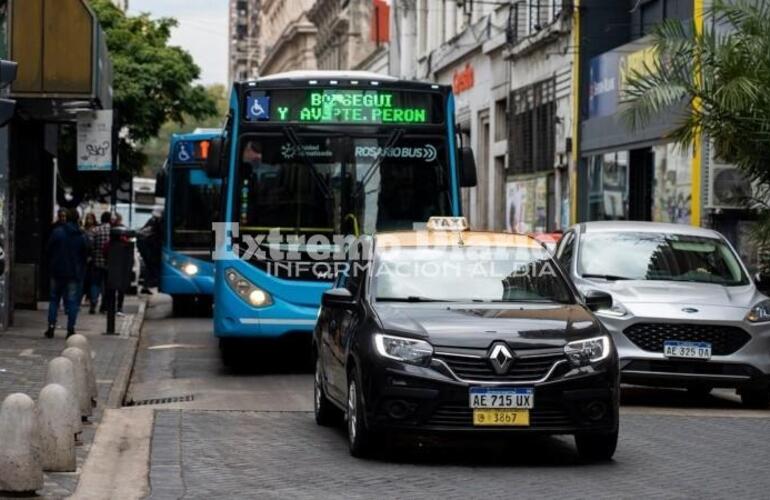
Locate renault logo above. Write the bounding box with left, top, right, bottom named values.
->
left=488, top=342, right=514, bottom=375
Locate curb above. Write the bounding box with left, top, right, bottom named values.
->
left=106, top=298, right=147, bottom=409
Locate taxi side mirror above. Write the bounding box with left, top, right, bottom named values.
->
left=322, top=288, right=357, bottom=309
left=583, top=289, right=612, bottom=312
left=754, top=273, right=770, bottom=295
left=205, top=137, right=225, bottom=178
left=459, top=147, right=477, bottom=188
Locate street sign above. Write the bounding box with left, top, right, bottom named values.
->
left=77, top=110, right=113, bottom=171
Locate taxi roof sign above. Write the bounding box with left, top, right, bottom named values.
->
left=426, top=216, right=469, bottom=232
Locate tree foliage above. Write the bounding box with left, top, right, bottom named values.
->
left=141, top=84, right=229, bottom=174
left=89, top=0, right=218, bottom=175
left=623, top=0, right=770, bottom=243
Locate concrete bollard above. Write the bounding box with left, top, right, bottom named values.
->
left=37, top=384, right=76, bottom=472
left=0, top=393, right=43, bottom=494
left=66, top=334, right=98, bottom=404
left=61, top=347, right=93, bottom=418
left=45, top=357, right=83, bottom=435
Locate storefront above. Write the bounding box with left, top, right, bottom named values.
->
left=580, top=37, right=699, bottom=226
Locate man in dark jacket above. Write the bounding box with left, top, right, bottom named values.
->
left=137, top=208, right=163, bottom=293
left=45, top=208, right=89, bottom=338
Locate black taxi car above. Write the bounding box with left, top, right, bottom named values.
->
left=312, top=217, right=619, bottom=460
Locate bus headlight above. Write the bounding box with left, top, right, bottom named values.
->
left=183, top=263, right=199, bottom=276
left=225, top=268, right=273, bottom=308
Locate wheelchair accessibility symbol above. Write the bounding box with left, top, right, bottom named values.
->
left=247, top=95, right=270, bottom=121
left=177, top=142, right=192, bottom=162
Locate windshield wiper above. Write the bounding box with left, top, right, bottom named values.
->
left=282, top=126, right=333, bottom=200
left=377, top=296, right=449, bottom=303
left=581, top=273, right=634, bottom=281
left=352, top=128, right=406, bottom=203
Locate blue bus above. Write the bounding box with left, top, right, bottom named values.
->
left=204, top=71, right=476, bottom=361
left=158, top=130, right=223, bottom=313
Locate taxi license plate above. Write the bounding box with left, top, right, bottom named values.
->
left=470, top=387, right=533, bottom=427
left=473, top=409, right=530, bottom=426
left=663, top=340, right=712, bottom=360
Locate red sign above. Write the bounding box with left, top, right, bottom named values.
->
left=371, top=0, right=390, bottom=43
left=452, top=63, right=474, bottom=94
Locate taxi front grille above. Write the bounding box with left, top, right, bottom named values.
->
left=623, top=323, right=751, bottom=356
left=434, top=349, right=566, bottom=382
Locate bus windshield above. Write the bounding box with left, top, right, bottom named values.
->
left=236, top=133, right=451, bottom=236
left=171, top=167, right=221, bottom=251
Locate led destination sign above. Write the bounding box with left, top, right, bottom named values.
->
left=245, top=89, right=442, bottom=125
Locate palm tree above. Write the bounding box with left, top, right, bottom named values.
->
left=623, top=0, right=770, bottom=187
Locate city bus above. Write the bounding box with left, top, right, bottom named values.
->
left=158, top=130, right=223, bottom=313
left=204, top=70, right=477, bottom=361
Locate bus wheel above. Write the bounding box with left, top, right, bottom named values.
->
left=219, top=338, right=238, bottom=368
left=172, top=295, right=191, bottom=316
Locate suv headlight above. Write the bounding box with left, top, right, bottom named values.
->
left=564, top=336, right=611, bottom=367
left=225, top=268, right=273, bottom=307
left=374, top=333, right=433, bottom=365
left=747, top=300, right=770, bottom=323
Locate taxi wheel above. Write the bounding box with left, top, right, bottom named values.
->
left=575, top=429, right=618, bottom=462
left=740, top=387, right=770, bottom=409
left=314, top=358, right=341, bottom=426
left=347, top=371, right=373, bottom=458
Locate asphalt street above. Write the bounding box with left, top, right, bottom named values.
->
left=128, top=316, right=770, bottom=499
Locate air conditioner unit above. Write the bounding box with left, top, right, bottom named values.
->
left=707, top=162, right=753, bottom=210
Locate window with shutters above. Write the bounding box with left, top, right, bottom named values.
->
left=508, top=78, right=556, bottom=174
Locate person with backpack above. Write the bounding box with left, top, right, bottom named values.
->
left=45, top=208, right=89, bottom=338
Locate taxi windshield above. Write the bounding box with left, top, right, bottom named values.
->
left=374, top=245, right=574, bottom=303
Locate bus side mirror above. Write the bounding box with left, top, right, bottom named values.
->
left=459, top=147, right=477, bottom=187
left=205, top=137, right=225, bottom=178
left=155, top=171, right=166, bottom=198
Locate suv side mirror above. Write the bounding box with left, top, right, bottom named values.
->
left=459, top=147, right=477, bottom=187
left=322, top=288, right=357, bottom=309
left=205, top=137, right=225, bottom=178
left=583, top=289, right=613, bottom=312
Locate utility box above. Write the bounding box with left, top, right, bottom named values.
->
left=8, top=0, right=112, bottom=107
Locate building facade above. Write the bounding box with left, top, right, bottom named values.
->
left=503, top=0, right=575, bottom=233
left=259, top=0, right=317, bottom=75
left=229, top=0, right=261, bottom=84
left=307, top=0, right=390, bottom=73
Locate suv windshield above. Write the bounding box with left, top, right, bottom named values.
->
left=171, top=167, right=222, bottom=251
left=374, top=246, right=574, bottom=303
left=578, top=231, right=748, bottom=285
left=236, top=133, right=451, bottom=236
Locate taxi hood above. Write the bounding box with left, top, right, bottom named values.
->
left=373, top=302, right=603, bottom=349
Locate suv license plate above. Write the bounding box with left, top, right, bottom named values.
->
left=663, top=341, right=712, bottom=360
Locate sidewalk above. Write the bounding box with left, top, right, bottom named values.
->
left=0, top=296, right=146, bottom=499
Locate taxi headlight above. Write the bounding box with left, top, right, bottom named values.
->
left=564, top=336, right=611, bottom=367
left=374, top=333, right=433, bottom=366
left=225, top=268, right=272, bottom=308
left=747, top=300, right=770, bottom=323
left=183, top=263, right=199, bottom=276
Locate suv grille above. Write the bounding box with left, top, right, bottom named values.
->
left=623, top=323, right=751, bottom=356
left=435, top=349, right=566, bottom=382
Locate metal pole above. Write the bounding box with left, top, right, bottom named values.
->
left=105, top=111, right=118, bottom=335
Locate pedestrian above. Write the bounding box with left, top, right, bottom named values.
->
left=137, top=208, right=163, bottom=294
left=87, top=212, right=112, bottom=314
left=81, top=212, right=98, bottom=306
left=45, top=208, right=89, bottom=338
left=106, top=213, right=128, bottom=315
